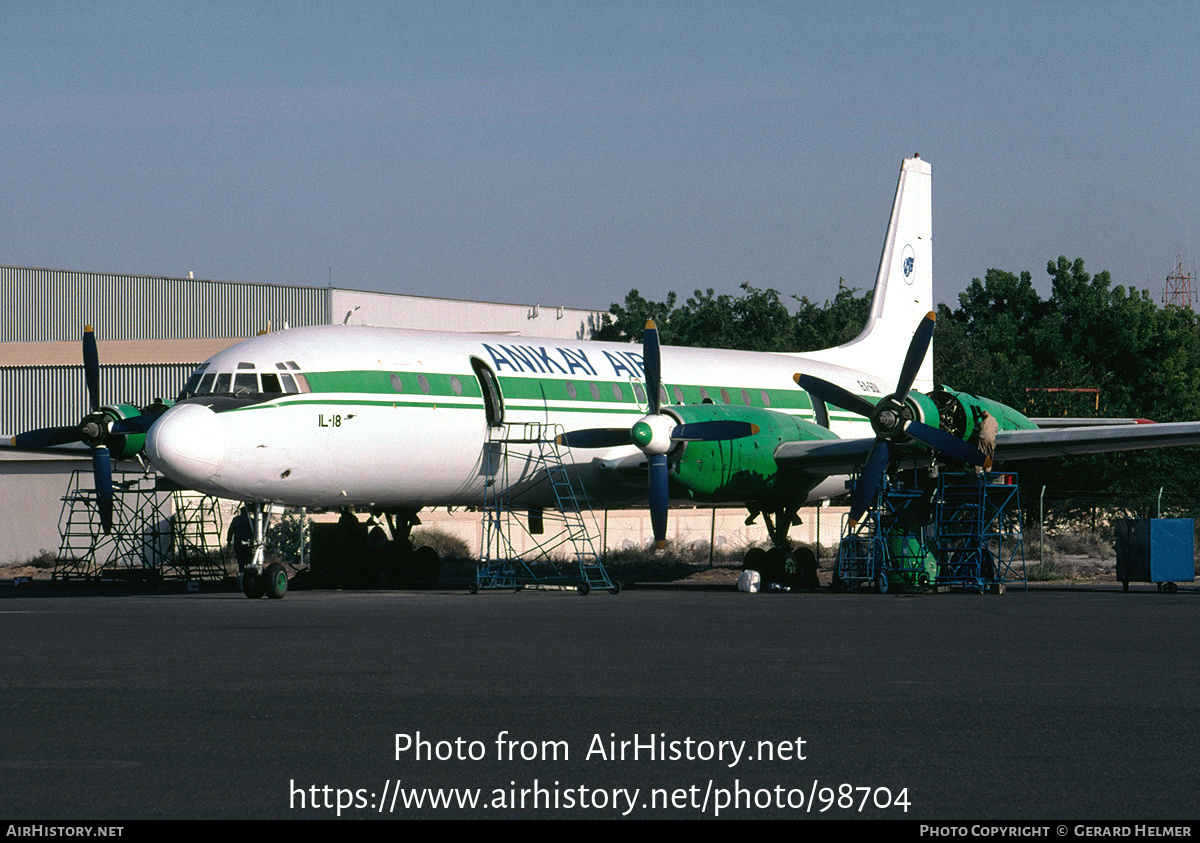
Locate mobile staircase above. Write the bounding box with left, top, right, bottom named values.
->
left=933, top=472, right=1026, bottom=592
left=476, top=422, right=617, bottom=594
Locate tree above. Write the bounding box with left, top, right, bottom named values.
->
left=594, top=281, right=871, bottom=352
left=792, top=282, right=873, bottom=352
left=937, top=256, right=1200, bottom=518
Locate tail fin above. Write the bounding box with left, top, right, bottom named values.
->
left=803, top=155, right=934, bottom=391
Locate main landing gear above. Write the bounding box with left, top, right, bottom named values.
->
left=741, top=504, right=820, bottom=590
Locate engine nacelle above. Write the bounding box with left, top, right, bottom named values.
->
left=99, top=401, right=174, bottom=460
left=928, top=388, right=1038, bottom=440
left=668, top=404, right=838, bottom=503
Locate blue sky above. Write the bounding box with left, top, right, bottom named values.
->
left=3, top=1, right=1198, bottom=314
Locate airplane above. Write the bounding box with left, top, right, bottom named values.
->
left=12, top=155, right=1200, bottom=598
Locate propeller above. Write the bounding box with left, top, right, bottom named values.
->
left=8, top=326, right=166, bottom=533
left=795, top=310, right=989, bottom=527
left=557, top=320, right=759, bottom=547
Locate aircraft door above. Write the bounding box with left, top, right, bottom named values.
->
left=470, top=357, right=505, bottom=427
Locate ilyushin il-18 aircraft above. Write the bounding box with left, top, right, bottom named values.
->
left=13, top=156, right=1200, bottom=598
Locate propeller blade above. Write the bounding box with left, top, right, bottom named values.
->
left=894, top=310, right=936, bottom=399
left=904, top=420, right=989, bottom=467
left=11, top=426, right=84, bottom=448
left=110, top=414, right=160, bottom=435
left=794, top=373, right=877, bottom=418
left=83, top=325, right=101, bottom=412
left=648, top=452, right=669, bottom=548
left=557, top=428, right=633, bottom=449
left=848, top=442, right=890, bottom=528
left=93, top=445, right=113, bottom=533
left=671, top=420, right=759, bottom=441
left=643, top=320, right=661, bottom=416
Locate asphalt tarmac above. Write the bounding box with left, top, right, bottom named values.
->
left=1, top=581, right=1197, bottom=820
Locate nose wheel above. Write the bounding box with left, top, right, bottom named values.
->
left=238, top=504, right=288, bottom=599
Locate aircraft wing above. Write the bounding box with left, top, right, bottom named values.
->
left=773, top=421, right=1200, bottom=475
left=990, top=421, right=1200, bottom=461
left=773, top=437, right=877, bottom=476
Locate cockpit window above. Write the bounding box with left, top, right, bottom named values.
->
left=179, top=363, right=209, bottom=397
left=183, top=360, right=309, bottom=398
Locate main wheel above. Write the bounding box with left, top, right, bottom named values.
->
left=264, top=562, right=288, bottom=599
left=242, top=572, right=265, bottom=599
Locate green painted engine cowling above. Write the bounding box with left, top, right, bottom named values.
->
left=105, top=401, right=173, bottom=460
left=669, top=404, right=838, bottom=502
left=929, top=388, right=1038, bottom=442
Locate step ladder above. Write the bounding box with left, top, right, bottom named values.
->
left=934, top=472, right=1026, bottom=591
left=477, top=422, right=616, bottom=594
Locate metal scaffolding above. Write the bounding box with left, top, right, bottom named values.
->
left=54, top=470, right=229, bottom=583
left=834, top=469, right=1025, bottom=593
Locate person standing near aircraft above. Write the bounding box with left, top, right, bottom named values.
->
left=228, top=504, right=255, bottom=575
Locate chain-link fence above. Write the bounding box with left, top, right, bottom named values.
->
left=405, top=504, right=848, bottom=569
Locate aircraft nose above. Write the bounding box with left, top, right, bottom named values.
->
left=146, top=403, right=226, bottom=488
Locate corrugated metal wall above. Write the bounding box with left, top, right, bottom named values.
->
left=1, top=364, right=198, bottom=435
left=0, top=266, right=330, bottom=342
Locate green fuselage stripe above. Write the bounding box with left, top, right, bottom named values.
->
left=295, top=369, right=831, bottom=415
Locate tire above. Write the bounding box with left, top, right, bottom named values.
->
left=608, top=581, right=622, bottom=595
left=578, top=580, right=591, bottom=596
left=264, top=562, right=288, bottom=599
left=242, top=572, right=265, bottom=599
left=413, top=545, right=440, bottom=585
left=742, top=546, right=767, bottom=572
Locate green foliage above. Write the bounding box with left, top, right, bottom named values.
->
left=936, top=256, right=1200, bottom=516
left=793, top=282, right=874, bottom=351
left=265, top=511, right=311, bottom=564
left=593, top=281, right=870, bottom=352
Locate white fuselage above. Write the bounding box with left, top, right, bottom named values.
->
left=144, top=325, right=886, bottom=509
